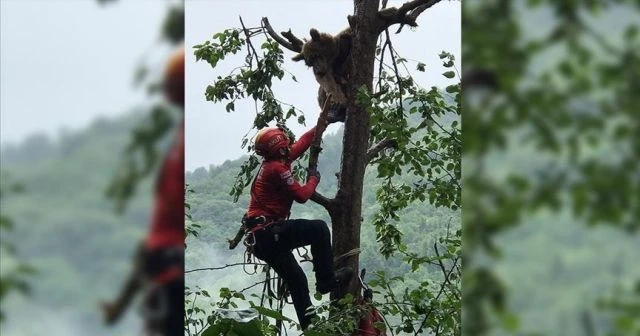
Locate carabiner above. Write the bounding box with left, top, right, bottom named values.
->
left=243, top=232, right=256, bottom=247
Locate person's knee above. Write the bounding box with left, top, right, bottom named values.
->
left=312, top=219, right=329, bottom=237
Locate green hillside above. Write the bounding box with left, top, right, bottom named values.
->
left=184, top=126, right=461, bottom=334
left=185, top=127, right=639, bottom=335
left=0, top=109, right=178, bottom=336
left=1, top=108, right=637, bottom=335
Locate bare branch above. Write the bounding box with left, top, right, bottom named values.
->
left=185, top=262, right=262, bottom=274
left=376, top=35, right=389, bottom=92
left=261, top=17, right=302, bottom=52
left=239, top=16, right=259, bottom=66
left=434, top=242, right=460, bottom=301
left=397, top=0, right=435, bottom=17
left=281, top=29, right=304, bottom=49
left=396, top=2, right=432, bottom=33
left=366, top=138, right=397, bottom=163
left=385, top=29, right=404, bottom=116
left=377, top=0, right=441, bottom=32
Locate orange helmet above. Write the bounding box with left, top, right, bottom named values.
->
left=164, top=46, right=185, bottom=107
left=254, top=127, right=290, bottom=158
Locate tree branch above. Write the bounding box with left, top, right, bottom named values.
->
left=310, top=191, right=332, bottom=209
left=281, top=29, right=304, bottom=49
left=307, top=94, right=333, bottom=175
left=306, top=96, right=336, bottom=212
left=239, top=16, right=259, bottom=67
left=185, top=262, right=262, bottom=274
left=366, top=138, right=397, bottom=163
left=384, top=29, right=404, bottom=116
left=377, top=0, right=441, bottom=32
left=261, top=17, right=302, bottom=52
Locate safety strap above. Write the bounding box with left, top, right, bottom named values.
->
left=334, top=247, right=361, bottom=263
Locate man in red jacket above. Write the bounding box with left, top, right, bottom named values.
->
left=100, top=47, right=184, bottom=336
left=245, top=125, right=352, bottom=330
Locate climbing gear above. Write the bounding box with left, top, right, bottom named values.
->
left=316, top=266, right=354, bottom=294
left=240, top=214, right=286, bottom=274
left=142, top=246, right=184, bottom=284
left=254, top=127, right=290, bottom=158
left=241, top=215, right=283, bottom=246
left=355, top=269, right=387, bottom=336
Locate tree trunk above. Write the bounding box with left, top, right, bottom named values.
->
left=330, top=0, right=380, bottom=300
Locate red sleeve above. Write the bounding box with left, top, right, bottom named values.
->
left=288, top=127, right=316, bottom=161
left=272, top=163, right=319, bottom=203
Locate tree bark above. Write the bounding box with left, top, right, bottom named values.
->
left=330, top=0, right=381, bottom=301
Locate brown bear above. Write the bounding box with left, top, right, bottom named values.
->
left=292, top=28, right=352, bottom=121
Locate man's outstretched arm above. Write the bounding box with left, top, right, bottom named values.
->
left=288, top=127, right=316, bottom=161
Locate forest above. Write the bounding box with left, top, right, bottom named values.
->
left=0, top=103, right=637, bottom=336
left=0, top=109, right=180, bottom=336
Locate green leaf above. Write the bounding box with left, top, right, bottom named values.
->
left=624, top=25, right=638, bottom=41
left=443, top=71, right=455, bottom=79
left=252, top=306, right=294, bottom=322
left=416, top=63, right=426, bottom=72
left=501, top=313, right=519, bottom=331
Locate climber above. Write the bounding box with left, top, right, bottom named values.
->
left=100, top=46, right=185, bottom=336
left=244, top=123, right=352, bottom=330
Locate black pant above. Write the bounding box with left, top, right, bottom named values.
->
left=143, top=278, right=184, bottom=335
left=142, top=247, right=184, bottom=335
left=252, top=219, right=334, bottom=329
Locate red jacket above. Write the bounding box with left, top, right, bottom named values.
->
left=247, top=127, right=318, bottom=219
left=145, top=123, right=185, bottom=250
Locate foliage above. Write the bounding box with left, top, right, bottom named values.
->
left=185, top=285, right=294, bottom=336
left=106, top=104, right=178, bottom=213
left=194, top=27, right=307, bottom=203
left=0, top=112, right=153, bottom=334
left=364, top=49, right=460, bottom=257
left=0, top=174, right=35, bottom=324
left=369, top=229, right=461, bottom=335
left=104, top=1, right=185, bottom=214
left=192, top=4, right=462, bottom=333
left=184, top=125, right=461, bottom=335
left=463, top=1, right=640, bottom=335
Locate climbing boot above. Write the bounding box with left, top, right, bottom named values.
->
left=316, top=267, right=354, bottom=294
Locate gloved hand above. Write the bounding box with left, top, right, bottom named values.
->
left=326, top=104, right=346, bottom=124
left=307, top=168, right=321, bottom=182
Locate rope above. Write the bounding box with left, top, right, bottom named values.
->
left=243, top=249, right=260, bottom=275
left=334, top=247, right=361, bottom=263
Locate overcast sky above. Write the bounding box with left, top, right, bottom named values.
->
left=186, top=0, right=461, bottom=171
left=0, top=0, right=168, bottom=145
left=0, top=1, right=460, bottom=172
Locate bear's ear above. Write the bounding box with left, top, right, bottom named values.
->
left=292, top=53, right=305, bottom=62
left=310, top=28, right=321, bottom=41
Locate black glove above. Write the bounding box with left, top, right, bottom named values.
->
left=307, top=168, right=321, bottom=181
left=326, top=104, right=346, bottom=124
